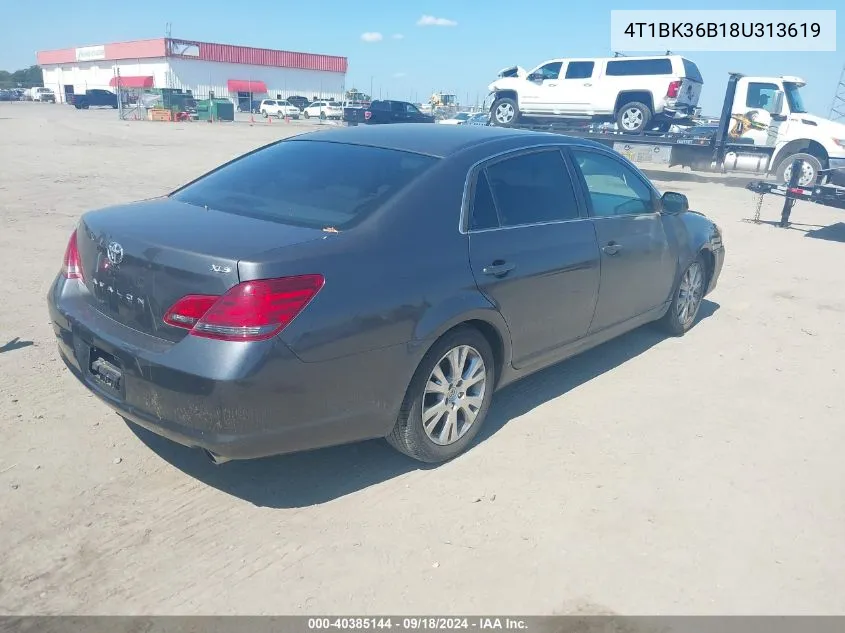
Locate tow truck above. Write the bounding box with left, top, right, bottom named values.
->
left=493, top=72, right=845, bottom=188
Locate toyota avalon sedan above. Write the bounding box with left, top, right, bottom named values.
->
left=48, top=124, right=724, bottom=465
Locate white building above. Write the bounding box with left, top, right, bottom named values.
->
left=36, top=38, right=348, bottom=109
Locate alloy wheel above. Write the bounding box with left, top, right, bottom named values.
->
left=676, top=261, right=704, bottom=327
left=422, top=345, right=487, bottom=446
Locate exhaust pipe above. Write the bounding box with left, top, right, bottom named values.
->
left=202, top=449, right=232, bottom=465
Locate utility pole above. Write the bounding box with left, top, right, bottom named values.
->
left=830, top=62, right=845, bottom=122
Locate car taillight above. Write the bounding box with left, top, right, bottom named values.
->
left=364, top=111, right=372, bottom=120
left=163, top=274, right=324, bottom=342
left=62, top=229, right=84, bottom=280
left=667, top=80, right=682, bottom=99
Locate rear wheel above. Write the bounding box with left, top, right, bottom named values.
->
left=616, top=101, right=651, bottom=134
left=490, top=97, right=519, bottom=127
left=659, top=254, right=707, bottom=336
left=387, top=327, right=495, bottom=463
left=303, top=111, right=310, bottom=119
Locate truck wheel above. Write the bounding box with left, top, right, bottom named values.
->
left=776, top=153, right=823, bottom=187
left=490, top=97, right=519, bottom=127
left=616, top=102, right=651, bottom=134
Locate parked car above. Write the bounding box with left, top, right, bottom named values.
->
left=73, top=89, right=119, bottom=109
left=259, top=99, right=300, bottom=119
left=438, top=112, right=473, bottom=125
left=286, top=95, right=310, bottom=111
left=303, top=100, right=342, bottom=119
left=48, top=124, right=724, bottom=466
left=344, top=99, right=435, bottom=124
left=488, top=55, right=703, bottom=133
left=465, top=113, right=490, bottom=126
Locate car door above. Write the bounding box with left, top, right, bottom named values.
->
left=524, top=61, right=563, bottom=113
left=549, top=61, right=596, bottom=113
left=568, top=147, right=676, bottom=333
left=466, top=147, right=601, bottom=369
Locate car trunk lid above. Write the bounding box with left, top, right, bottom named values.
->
left=76, top=198, right=325, bottom=343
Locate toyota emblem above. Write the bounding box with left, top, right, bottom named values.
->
left=107, top=241, right=124, bottom=265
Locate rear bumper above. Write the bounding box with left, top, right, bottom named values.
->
left=48, top=277, right=411, bottom=461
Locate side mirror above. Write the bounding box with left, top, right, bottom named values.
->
left=773, top=90, right=785, bottom=114
left=662, top=191, right=689, bottom=214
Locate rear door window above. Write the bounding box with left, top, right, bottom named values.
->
left=565, top=61, right=595, bottom=79
left=482, top=149, right=581, bottom=227
left=171, top=140, right=439, bottom=229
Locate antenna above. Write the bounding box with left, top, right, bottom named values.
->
left=830, top=62, right=845, bottom=122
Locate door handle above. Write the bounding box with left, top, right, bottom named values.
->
left=482, top=261, right=516, bottom=277
left=602, top=242, right=622, bottom=256
left=547, top=83, right=558, bottom=87
left=584, top=83, right=592, bottom=87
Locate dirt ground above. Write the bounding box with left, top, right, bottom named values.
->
left=1, top=102, right=844, bottom=616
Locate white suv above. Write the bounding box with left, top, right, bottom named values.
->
left=488, top=55, right=703, bottom=133
left=303, top=101, right=343, bottom=120
left=259, top=99, right=300, bottom=119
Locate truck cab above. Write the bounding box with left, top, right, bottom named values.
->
left=722, top=75, right=845, bottom=186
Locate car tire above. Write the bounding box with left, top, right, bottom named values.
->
left=387, top=326, right=496, bottom=464
left=775, top=153, right=823, bottom=187
left=303, top=111, right=310, bottom=119
left=261, top=110, right=268, bottom=118
left=616, top=101, right=651, bottom=134
left=490, top=97, right=519, bottom=127
left=658, top=254, right=707, bottom=336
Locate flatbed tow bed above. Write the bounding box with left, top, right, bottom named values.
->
left=498, top=72, right=845, bottom=189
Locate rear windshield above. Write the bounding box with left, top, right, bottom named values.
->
left=171, top=140, right=439, bottom=229
left=682, top=58, right=703, bottom=83
left=605, top=58, right=672, bottom=76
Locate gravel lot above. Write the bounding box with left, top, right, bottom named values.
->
left=1, top=102, right=844, bottom=616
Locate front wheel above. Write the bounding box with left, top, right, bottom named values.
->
left=490, top=97, right=519, bottom=127
left=659, top=254, right=707, bottom=336
left=776, top=153, right=823, bottom=187
left=387, top=327, right=495, bottom=463
left=616, top=101, right=652, bottom=134
left=303, top=111, right=310, bottom=119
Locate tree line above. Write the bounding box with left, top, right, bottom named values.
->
left=0, top=65, right=43, bottom=89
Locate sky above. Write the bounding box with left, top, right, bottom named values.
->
left=2, top=0, right=843, bottom=116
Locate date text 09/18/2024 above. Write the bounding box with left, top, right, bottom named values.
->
left=307, top=617, right=528, bottom=631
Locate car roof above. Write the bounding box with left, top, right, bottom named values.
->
left=285, top=124, right=611, bottom=158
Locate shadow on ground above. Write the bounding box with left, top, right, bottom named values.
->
left=0, top=338, right=34, bottom=354
left=752, top=220, right=845, bottom=243
left=641, top=168, right=759, bottom=189
left=131, top=300, right=720, bottom=508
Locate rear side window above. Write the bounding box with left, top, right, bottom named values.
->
left=171, top=141, right=439, bottom=230
left=469, top=172, right=499, bottom=231
left=606, top=58, right=673, bottom=76
left=682, top=58, right=703, bottom=83
left=372, top=101, right=390, bottom=111
left=565, top=61, right=595, bottom=79
left=483, top=150, right=580, bottom=227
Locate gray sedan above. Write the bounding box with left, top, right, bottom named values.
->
left=48, top=125, right=724, bottom=465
